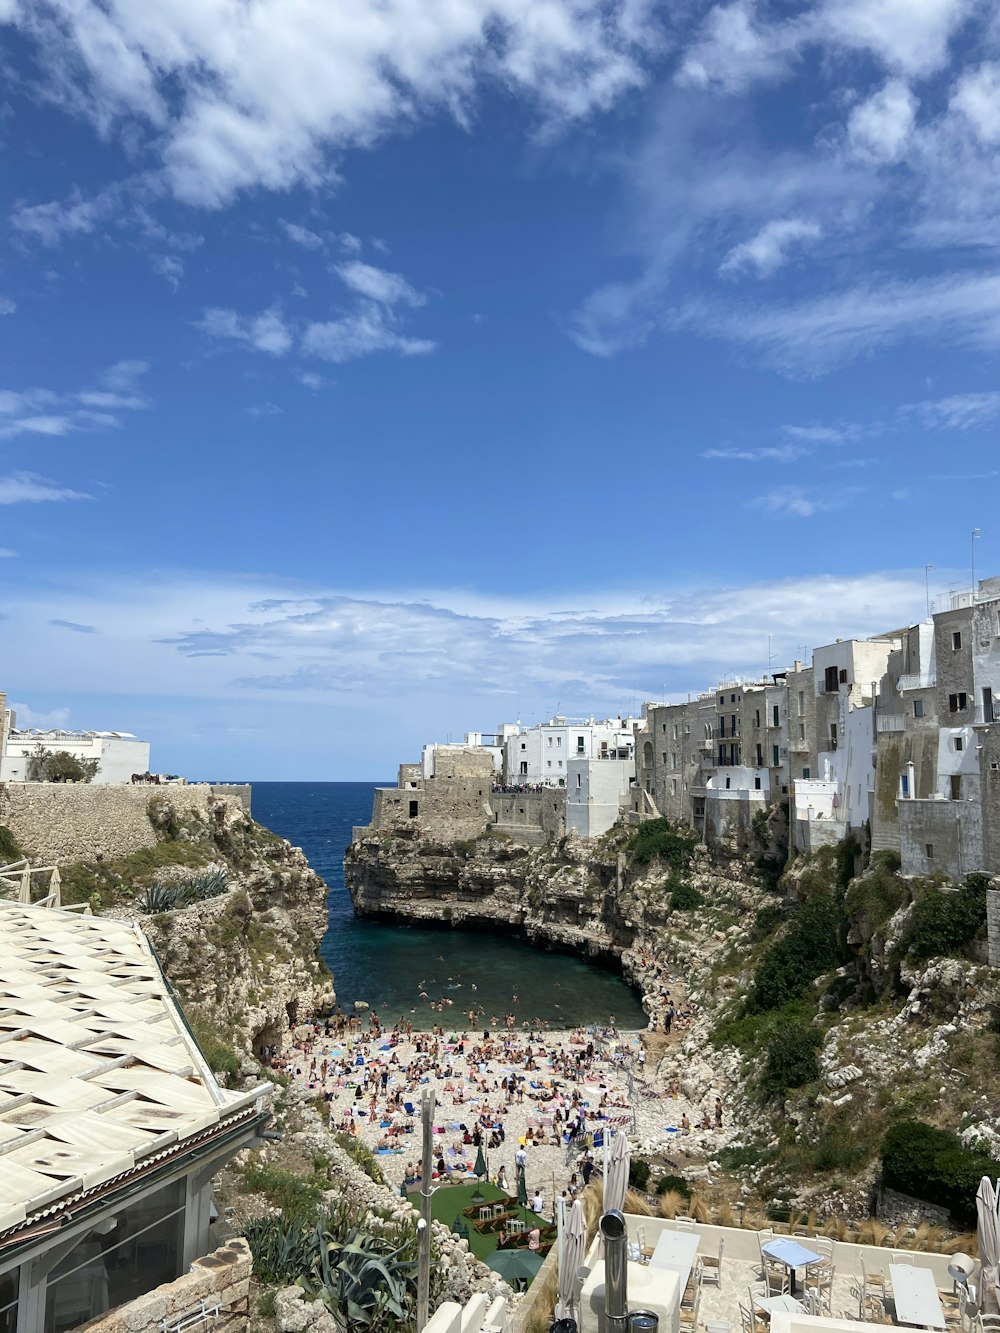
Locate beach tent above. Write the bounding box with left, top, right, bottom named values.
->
left=604, top=1128, right=630, bottom=1215
left=976, top=1176, right=1000, bottom=1300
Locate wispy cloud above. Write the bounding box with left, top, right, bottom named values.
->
left=302, top=306, right=435, bottom=363
left=749, top=485, right=857, bottom=518
left=0, top=297, right=15, bottom=316
left=196, top=306, right=292, bottom=356
left=280, top=220, right=324, bottom=249
left=0, top=548, right=15, bottom=558
left=720, top=218, right=822, bottom=278
left=0, top=362, right=149, bottom=441
left=0, top=473, right=91, bottom=504
left=335, top=261, right=426, bottom=307
left=246, top=401, right=283, bottom=418
left=48, top=619, right=98, bottom=634
left=151, top=254, right=184, bottom=291
left=703, top=444, right=809, bottom=462
left=899, top=391, right=1000, bottom=431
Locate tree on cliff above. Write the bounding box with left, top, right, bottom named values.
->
left=25, top=746, right=99, bottom=783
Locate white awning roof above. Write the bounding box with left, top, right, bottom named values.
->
left=0, top=903, right=269, bottom=1237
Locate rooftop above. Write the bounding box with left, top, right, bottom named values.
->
left=0, top=902, right=268, bottom=1242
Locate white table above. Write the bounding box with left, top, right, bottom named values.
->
left=761, top=1239, right=823, bottom=1294
left=650, top=1231, right=700, bottom=1290
left=756, top=1296, right=806, bottom=1315
left=891, top=1264, right=947, bottom=1329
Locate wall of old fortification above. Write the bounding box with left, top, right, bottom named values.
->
left=0, top=782, right=240, bottom=865
left=209, top=783, right=252, bottom=813
left=490, top=790, right=566, bottom=844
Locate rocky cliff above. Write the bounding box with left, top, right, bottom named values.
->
left=347, top=819, right=1000, bottom=1226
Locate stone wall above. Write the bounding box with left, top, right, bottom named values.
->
left=0, top=782, right=241, bottom=865
left=490, top=790, right=566, bottom=844
left=210, top=783, right=253, bottom=813
left=898, top=797, right=985, bottom=879
left=78, top=1238, right=251, bottom=1333
left=364, top=753, right=495, bottom=842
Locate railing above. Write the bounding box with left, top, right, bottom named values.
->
left=876, top=714, right=905, bottom=733
left=897, top=673, right=936, bottom=691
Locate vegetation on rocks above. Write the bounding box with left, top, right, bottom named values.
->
left=25, top=746, right=98, bottom=783
left=882, top=1121, right=1000, bottom=1227
left=0, top=825, right=22, bottom=863
left=627, top=819, right=698, bottom=869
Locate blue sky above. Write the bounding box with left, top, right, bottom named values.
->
left=0, top=0, right=998, bottom=780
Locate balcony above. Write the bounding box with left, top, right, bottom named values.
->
left=876, top=713, right=905, bottom=734
left=897, top=673, right=936, bottom=692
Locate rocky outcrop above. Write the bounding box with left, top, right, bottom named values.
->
left=140, top=794, right=335, bottom=1066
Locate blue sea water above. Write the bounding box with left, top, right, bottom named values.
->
left=250, top=782, right=646, bottom=1031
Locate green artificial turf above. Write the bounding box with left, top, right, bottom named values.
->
left=407, top=1179, right=549, bottom=1262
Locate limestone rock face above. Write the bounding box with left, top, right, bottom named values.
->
left=138, top=795, right=335, bottom=1063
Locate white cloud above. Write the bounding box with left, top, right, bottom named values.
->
left=196, top=306, right=292, bottom=356
left=702, top=444, right=810, bottom=462
left=10, top=184, right=125, bottom=245
left=151, top=253, right=184, bottom=290
left=0, top=297, right=15, bottom=315
left=246, top=401, right=283, bottom=418
left=336, top=260, right=425, bottom=307
left=0, top=365, right=149, bottom=440
left=719, top=218, right=822, bottom=278
left=900, top=390, right=1000, bottom=430
left=0, top=548, right=15, bottom=558
left=9, top=702, right=71, bottom=730
left=950, top=62, right=1000, bottom=144
left=280, top=220, right=324, bottom=249
left=0, top=473, right=91, bottom=504
left=5, top=0, right=657, bottom=209
left=847, top=79, right=917, bottom=162
left=749, top=485, right=856, bottom=517
left=678, top=1, right=801, bottom=92
left=303, top=303, right=436, bottom=363
left=670, top=270, right=1000, bottom=372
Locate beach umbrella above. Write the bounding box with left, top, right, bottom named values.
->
left=555, top=1199, right=587, bottom=1323
left=604, top=1128, right=630, bottom=1215
left=471, top=1145, right=488, bottom=1202
left=976, top=1177, right=1000, bottom=1297
left=486, top=1249, right=543, bottom=1289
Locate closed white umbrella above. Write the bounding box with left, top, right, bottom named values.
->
left=555, top=1198, right=587, bottom=1323
left=976, top=1177, right=1000, bottom=1303
left=604, top=1129, right=630, bottom=1215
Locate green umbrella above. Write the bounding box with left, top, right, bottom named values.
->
left=486, top=1248, right=543, bottom=1289
left=471, top=1144, right=488, bottom=1202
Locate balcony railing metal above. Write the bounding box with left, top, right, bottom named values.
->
left=897, top=673, right=936, bottom=692
left=876, top=713, right=905, bottom=734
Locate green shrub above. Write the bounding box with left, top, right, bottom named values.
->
left=25, top=746, right=98, bottom=783
left=669, top=880, right=704, bottom=911
left=656, top=1173, right=692, bottom=1199
left=628, top=1159, right=651, bottom=1190
left=0, top=826, right=22, bottom=863
left=881, top=1120, right=1000, bottom=1226
left=744, top=895, right=843, bottom=1014
left=759, top=1022, right=821, bottom=1098
left=903, top=876, right=988, bottom=963
left=718, top=1145, right=767, bottom=1170
left=628, top=820, right=698, bottom=869
left=332, top=1131, right=386, bottom=1186
left=750, top=904, right=785, bottom=942
left=240, top=1162, right=326, bottom=1218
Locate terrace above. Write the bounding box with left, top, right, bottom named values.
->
left=569, top=1215, right=986, bottom=1333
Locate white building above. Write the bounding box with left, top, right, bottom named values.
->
left=1, top=728, right=151, bottom=784
left=503, top=716, right=638, bottom=787
left=566, top=756, right=635, bottom=838
left=421, top=725, right=519, bottom=779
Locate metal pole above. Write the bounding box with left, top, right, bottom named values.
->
left=417, top=1088, right=436, bottom=1332
left=925, top=563, right=934, bottom=618
left=972, top=529, right=981, bottom=598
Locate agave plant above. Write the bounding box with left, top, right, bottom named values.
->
left=181, top=867, right=229, bottom=902
left=243, top=1214, right=320, bottom=1285
left=140, top=883, right=181, bottom=914
left=306, top=1228, right=417, bottom=1329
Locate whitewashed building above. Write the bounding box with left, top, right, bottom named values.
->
left=503, top=716, right=638, bottom=787
left=0, top=728, right=151, bottom=784
left=566, top=756, right=635, bottom=838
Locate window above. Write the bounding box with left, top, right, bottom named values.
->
left=829, top=722, right=838, bottom=750
left=408, top=800, right=418, bottom=818
left=984, top=687, right=995, bottom=723
left=731, top=693, right=737, bottom=703
left=662, top=751, right=668, bottom=764
left=950, top=774, right=962, bottom=800
left=672, top=752, right=678, bottom=768
left=754, top=776, right=761, bottom=790
left=756, top=743, right=763, bottom=766
left=913, top=700, right=924, bottom=718
left=798, top=722, right=805, bottom=741
left=718, top=694, right=724, bottom=705
left=672, top=724, right=679, bottom=740
left=926, top=843, right=934, bottom=858
left=520, top=742, right=526, bottom=750
left=684, top=723, right=690, bottom=735
left=824, top=665, right=839, bottom=692
left=519, top=761, right=528, bottom=775
left=900, top=773, right=909, bottom=797
left=576, top=735, right=585, bottom=753
left=952, top=630, right=962, bottom=651
left=557, top=759, right=562, bottom=767
left=798, top=690, right=805, bottom=715
left=576, top=773, right=582, bottom=789
left=719, top=718, right=726, bottom=737
left=547, top=736, right=553, bottom=747
left=546, top=760, right=552, bottom=768
left=556, top=736, right=562, bottom=746
left=772, top=704, right=780, bottom=726
left=772, top=744, right=780, bottom=766
left=949, top=692, right=968, bottom=713
left=661, top=723, right=667, bottom=733
left=955, top=736, right=964, bottom=752
left=803, top=767, right=811, bottom=779
left=839, top=668, right=848, bottom=684
left=671, top=779, right=678, bottom=796
left=754, top=708, right=761, bottom=728
left=725, top=777, right=731, bottom=789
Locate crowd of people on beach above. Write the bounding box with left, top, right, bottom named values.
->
left=270, top=991, right=727, bottom=1219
